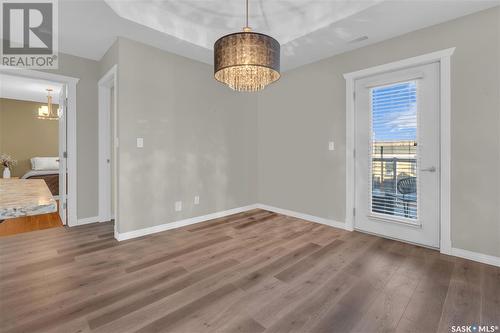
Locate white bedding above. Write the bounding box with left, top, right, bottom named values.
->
left=30, top=157, right=59, bottom=171
left=21, top=170, right=59, bottom=179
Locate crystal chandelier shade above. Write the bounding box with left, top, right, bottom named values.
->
left=214, top=32, right=280, bottom=92
left=213, top=0, right=280, bottom=92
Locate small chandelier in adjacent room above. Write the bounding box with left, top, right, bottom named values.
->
left=214, top=0, right=280, bottom=92
left=37, top=89, right=58, bottom=120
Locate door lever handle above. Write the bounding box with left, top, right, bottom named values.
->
left=420, top=166, right=436, bottom=172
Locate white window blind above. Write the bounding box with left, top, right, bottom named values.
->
left=370, top=81, right=418, bottom=220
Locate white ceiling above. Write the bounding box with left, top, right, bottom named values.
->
left=58, top=0, right=500, bottom=71
left=103, top=0, right=383, bottom=49
left=0, top=75, right=62, bottom=104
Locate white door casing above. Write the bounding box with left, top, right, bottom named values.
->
left=344, top=48, right=455, bottom=253
left=58, top=85, right=67, bottom=225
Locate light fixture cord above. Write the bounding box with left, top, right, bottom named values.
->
left=246, top=0, right=249, bottom=28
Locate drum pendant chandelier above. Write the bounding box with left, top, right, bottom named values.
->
left=214, top=0, right=280, bottom=92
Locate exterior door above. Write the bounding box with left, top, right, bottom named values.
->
left=354, top=62, right=440, bottom=248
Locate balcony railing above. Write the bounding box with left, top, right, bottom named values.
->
left=371, top=157, right=417, bottom=219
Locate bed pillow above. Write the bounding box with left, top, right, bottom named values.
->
left=31, top=157, right=59, bottom=171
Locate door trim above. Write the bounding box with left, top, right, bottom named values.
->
left=0, top=66, right=79, bottom=227
left=343, top=48, right=455, bottom=255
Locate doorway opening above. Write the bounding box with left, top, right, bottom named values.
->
left=0, top=71, right=78, bottom=235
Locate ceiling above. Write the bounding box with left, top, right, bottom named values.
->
left=0, top=75, right=62, bottom=104
left=103, top=0, right=383, bottom=49
left=58, top=0, right=500, bottom=71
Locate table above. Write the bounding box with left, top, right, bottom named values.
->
left=0, top=179, right=57, bottom=222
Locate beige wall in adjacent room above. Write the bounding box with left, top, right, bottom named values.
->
left=0, top=101, right=3, bottom=154
left=115, top=38, right=258, bottom=234
left=0, top=98, right=58, bottom=177
left=257, top=7, right=500, bottom=257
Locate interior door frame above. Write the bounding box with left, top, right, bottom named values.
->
left=343, top=48, right=455, bottom=255
left=58, top=84, right=68, bottom=225
left=98, top=65, right=118, bottom=231
left=0, top=66, right=80, bottom=227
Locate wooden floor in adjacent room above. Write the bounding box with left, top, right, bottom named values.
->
left=0, top=201, right=63, bottom=237
left=0, top=209, right=498, bottom=333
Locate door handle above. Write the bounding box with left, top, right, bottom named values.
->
left=420, top=166, right=436, bottom=172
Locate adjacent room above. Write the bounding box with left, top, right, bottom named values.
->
left=1, top=1, right=499, bottom=332
left=0, top=75, right=64, bottom=236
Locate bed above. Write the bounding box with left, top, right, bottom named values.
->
left=21, top=157, right=60, bottom=197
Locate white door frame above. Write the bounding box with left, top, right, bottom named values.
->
left=0, top=66, right=80, bottom=227
left=343, top=48, right=455, bottom=255
left=58, top=84, right=68, bottom=225
left=98, top=65, right=118, bottom=228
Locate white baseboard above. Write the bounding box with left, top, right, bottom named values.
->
left=115, top=204, right=259, bottom=241
left=450, top=247, right=500, bottom=268
left=114, top=203, right=347, bottom=241
left=97, top=214, right=115, bottom=223
left=111, top=201, right=500, bottom=268
left=77, top=216, right=100, bottom=225
left=256, top=203, right=351, bottom=231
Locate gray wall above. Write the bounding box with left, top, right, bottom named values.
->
left=257, top=7, right=500, bottom=257
left=115, top=38, right=257, bottom=233
left=7, top=6, right=492, bottom=258
left=44, top=53, right=100, bottom=220
left=100, top=39, right=119, bottom=77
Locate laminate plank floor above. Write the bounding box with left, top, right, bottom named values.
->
left=0, top=209, right=498, bottom=333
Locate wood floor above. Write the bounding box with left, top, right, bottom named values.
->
left=0, top=201, right=63, bottom=237
left=0, top=209, right=498, bottom=333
